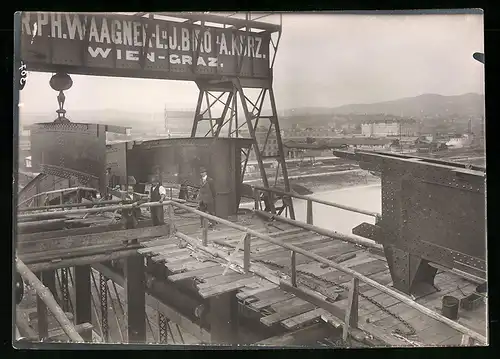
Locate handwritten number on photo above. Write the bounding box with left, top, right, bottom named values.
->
left=19, top=61, right=27, bottom=90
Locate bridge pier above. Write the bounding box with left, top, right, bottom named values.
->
left=74, top=265, right=92, bottom=342
left=124, top=255, right=146, bottom=343
left=209, top=291, right=240, bottom=344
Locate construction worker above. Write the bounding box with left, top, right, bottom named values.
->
left=198, top=167, right=216, bottom=228
left=121, top=185, right=141, bottom=229
left=150, top=175, right=166, bottom=226
left=179, top=180, right=189, bottom=201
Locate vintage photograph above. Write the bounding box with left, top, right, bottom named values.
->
left=14, top=11, right=486, bottom=347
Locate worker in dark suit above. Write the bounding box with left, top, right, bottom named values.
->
left=179, top=180, right=189, bottom=201
left=122, top=185, right=142, bottom=229
left=150, top=176, right=166, bottom=226
left=198, top=167, right=216, bottom=228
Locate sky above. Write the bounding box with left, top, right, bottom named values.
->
left=19, top=12, right=484, bottom=115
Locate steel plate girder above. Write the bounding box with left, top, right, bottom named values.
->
left=334, top=150, right=485, bottom=194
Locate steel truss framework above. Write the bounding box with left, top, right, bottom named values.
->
left=20, top=11, right=295, bottom=218
left=190, top=79, right=294, bottom=218
left=178, top=12, right=295, bottom=218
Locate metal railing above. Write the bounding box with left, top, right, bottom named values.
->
left=164, top=200, right=486, bottom=345
left=17, top=187, right=99, bottom=208
left=252, top=185, right=381, bottom=221
left=16, top=198, right=487, bottom=345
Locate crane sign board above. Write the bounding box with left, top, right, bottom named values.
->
left=20, top=12, right=271, bottom=81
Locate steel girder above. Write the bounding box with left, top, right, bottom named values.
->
left=333, top=150, right=486, bottom=295
left=190, top=76, right=295, bottom=219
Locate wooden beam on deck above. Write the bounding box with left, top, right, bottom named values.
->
left=18, top=225, right=169, bottom=255
left=255, top=323, right=334, bottom=346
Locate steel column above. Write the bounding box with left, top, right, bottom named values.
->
left=36, top=272, right=49, bottom=340
left=233, top=79, right=270, bottom=191
left=209, top=292, right=239, bottom=344
left=191, top=90, right=205, bottom=137
left=99, top=273, right=109, bottom=342
left=268, top=86, right=295, bottom=219
left=124, top=255, right=146, bottom=343
left=74, top=265, right=92, bottom=342
left=158, top=313, right=168, bottom=343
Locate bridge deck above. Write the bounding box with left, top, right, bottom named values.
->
left=140, top=211, right=487, bottom=347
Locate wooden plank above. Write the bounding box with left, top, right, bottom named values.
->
left=250, top=291, right=295, bottom=310
left=197, top=272, right=250, bottom=290
left=261, top=301, right=316, bottom=326
left=252, top=233, right=317, bottom=254
left=138, top=243, right=179, bottom=255
left=357, top=321, right=412, bottom=347
left=281, top=308, right=326, bottom=330
left=166, top=259, right=218, bottom=273
left=166, top=257, right=218, bottom=273
left=254, top=233, right=324, bottom=254
left=167, top=263, right=221, bottom=282
left=440, top=335, right=462, bottom=346
left=155, top=248, right=193, bottom=260
left=237, top=282, right=278, bottom=301
left=255, top=323, right=332, bottom=346
left=151, top=249, right=192, bottom=263
left=415, top=320, right=461, bottom=345
left=199, top=277, right=257, bottom=298
left=18, top=225, right=170, bottom=254
left=280, top=280, right=345, bottom=319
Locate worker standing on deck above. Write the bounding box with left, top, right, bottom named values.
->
left=198, top=167, right=216, bottom=228
left=179, top=180, right=189, bottom=201
left=150, top=175, right=166, bottom=226
left=121, top=185, right=140, bottom=229
left=105, top=167, right=114, bottom=200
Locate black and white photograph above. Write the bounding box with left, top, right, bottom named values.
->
left=14, top=11, right=487, bottom=348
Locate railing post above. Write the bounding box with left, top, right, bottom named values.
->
left=36, top=272, right=48, bottom=341
left=290, top=251, right=297, bottom=287
left=243, top=233, right=251, bottom=274
left=461, top=334, right=474, bottom=346
left=343, top=277, right=359, bottom=342
left=167, top=203, right=174, bottom=236
left=306, top=199, right=313, bottom=225
left=253, top=188, right=260, bottom=210
left=202, top=217, right=208, bottom=246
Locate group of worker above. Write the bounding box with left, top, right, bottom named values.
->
left=113, top=166, right=216, bottom=229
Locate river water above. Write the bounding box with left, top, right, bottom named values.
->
left=290, top=183, right=382, bottom=235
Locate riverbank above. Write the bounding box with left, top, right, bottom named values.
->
left=244, top=168, right=381, bottom=195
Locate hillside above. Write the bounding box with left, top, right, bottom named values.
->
left=19, top=93, right=484, bottom=133
left=284, top=93, right=484, bottom=119
left=328, top=93, right=484, bottom=118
